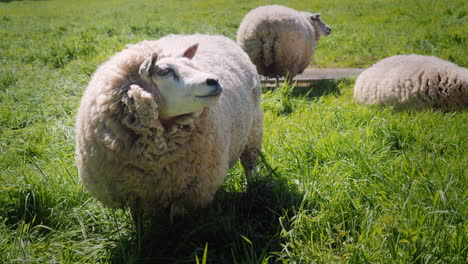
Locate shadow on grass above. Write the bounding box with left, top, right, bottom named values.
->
left=262, top=78, right=352, bottom=116
left=110, top=156, right=302, bottom=264
left=0, top=0, right=45, bottom=2
left=291, top=79, right=345, bottom=99
left=264, top=78, right=355, bottom=99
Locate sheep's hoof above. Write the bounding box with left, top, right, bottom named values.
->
left=170, top=203, right=186, bottom=223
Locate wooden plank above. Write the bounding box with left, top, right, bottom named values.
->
left=261, top=68, right=365, bottom=85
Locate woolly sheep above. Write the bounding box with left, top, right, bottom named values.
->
left=236, top=4, right=331, bottom=80
left=75, top=34, right=263, bottom=222
left=354, top=54, right=468, bottom=109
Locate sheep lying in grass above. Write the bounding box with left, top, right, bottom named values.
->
left=354, top=54, right=468, bottom=109
left=236, top=4, right=331, bottom=80
left=75, top=34, right=263, bottom=223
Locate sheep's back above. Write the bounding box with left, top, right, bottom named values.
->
left=354, top=54, right=468, bottom=109
left=236, top=5, right=315, bottom=78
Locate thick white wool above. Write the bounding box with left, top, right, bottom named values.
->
left=236, top=5, right=330, bottom=79
left=75, top=34, right=263, bottom=214
left=354, top=54, right=468, bottom=109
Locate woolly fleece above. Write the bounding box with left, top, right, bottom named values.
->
left=75, top=34, right=263, bottom=214
left=236, top=5, right=329, bottom=79
left=354, top=54, right=468, bottom=109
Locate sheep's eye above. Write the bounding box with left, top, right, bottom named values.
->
left=157, top=67, right=172, bottom=76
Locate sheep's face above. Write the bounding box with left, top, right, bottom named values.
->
left=139, top=44, right=222, bottom=119
left=303, top=12, right=332, bottom=40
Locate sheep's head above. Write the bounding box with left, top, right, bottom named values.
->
left=303, top=12, right=332, bottom=41
left=139, top=43, right=222, bottom=119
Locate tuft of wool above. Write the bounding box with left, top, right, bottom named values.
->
left=354, top=54, right=468, bottom=109
left=75, top=34, right=263, bottom=215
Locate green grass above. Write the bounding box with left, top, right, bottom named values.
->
left=1, top=0, right=467, bottom=263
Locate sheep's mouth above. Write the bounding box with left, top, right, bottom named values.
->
left=320, top=27, right=331, bottom=36
left=195, top=87, right=223, bottom=98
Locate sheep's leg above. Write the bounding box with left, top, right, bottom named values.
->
left=169, top=202, right=186, bottom=223
left=130, top=198, right=144, bottom=251
left=241, top=112, right=263, bottom=189
left=241, top=146, right=260, bottom=191
left=284, top=73, right=293, bottom=86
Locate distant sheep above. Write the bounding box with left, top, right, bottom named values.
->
left=236, top=4, right=331, bottom=80
left=354, top=54, right=468, bottom=109
left=75, top=34, right=263, bottom=222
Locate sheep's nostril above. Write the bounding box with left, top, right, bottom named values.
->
left=206, top=78, right=219, bottom=86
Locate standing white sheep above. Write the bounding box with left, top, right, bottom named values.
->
left=236, top=4, right=331, bottom=80
left=354, top=54, right=468, bottom=109
left=75, top=34, right=263, bottom=224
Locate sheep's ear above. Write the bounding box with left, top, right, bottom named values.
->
left=310, top=13, right=320, bottom=21
left=139, top=53, right=158, bottom=80
left=182, top=43, right=198, bottom=60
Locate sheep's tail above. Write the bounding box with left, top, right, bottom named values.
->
left=262, top=38, right=275, bottom=67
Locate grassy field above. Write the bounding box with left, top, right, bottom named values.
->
left=0, top=0, right=467, bottom=263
